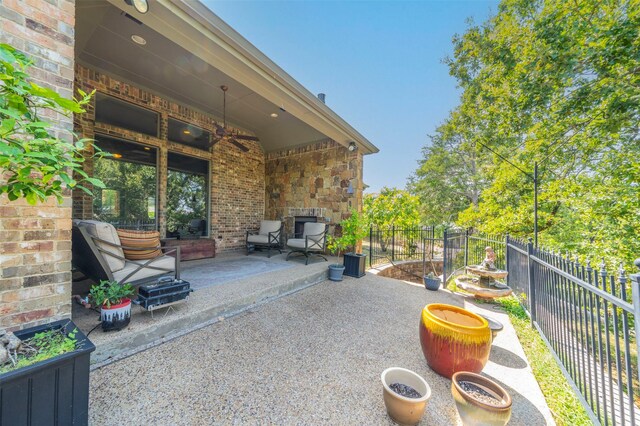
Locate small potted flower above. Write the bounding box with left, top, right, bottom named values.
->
left=88, top=281, right=136, bottom=331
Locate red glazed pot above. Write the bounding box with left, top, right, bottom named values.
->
left=419, top=303, right=491, bottom=378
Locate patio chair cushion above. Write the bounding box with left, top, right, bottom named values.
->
left=116, top=229, right=162, bottom=260
left=258, top=220, right=281, bottom=240
left=76, top=220, right=125, bottom=272
left=286, top=238, right=307, bottom=249
left=302, top=222, right=326, bottom=245
left=247, top=234, right=270, bottom=244
left=112, top=256, right=175, bottom=284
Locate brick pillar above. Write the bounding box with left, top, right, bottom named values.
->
left=0, top=0, right=76, bottom=330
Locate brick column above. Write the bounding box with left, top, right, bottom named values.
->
left=0, top=0, right=76, bottom=330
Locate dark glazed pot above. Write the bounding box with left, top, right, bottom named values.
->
left=451, top=371, right=512, bottom=426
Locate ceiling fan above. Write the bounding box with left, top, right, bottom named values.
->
left=212, top=85, right=249, bottom=152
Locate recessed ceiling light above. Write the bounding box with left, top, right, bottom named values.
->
left=270, top=113, right=278, bottom=118
left=125, top=0, right=149, bottom=14
left=143, top=147, right=151, bottom=151
left=183, top=129, right=191, bottom=135
left=131, top=35, right=146, bottom=45
left=113, top=153, right=123, bottom=159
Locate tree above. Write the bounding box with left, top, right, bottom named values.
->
left=364, top=187, right=421, bottom=228
left=409, top=111, right=489, bottom=225
left=0, top=43, right=103, bottom=204
left=412, top=0, right=640, bottom=266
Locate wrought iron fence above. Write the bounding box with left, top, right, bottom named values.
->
left=367, top=226, right=442, bottom=267
left=506, top=236, right=640, bottom=425
left=442, top=229, right=466, bottom=283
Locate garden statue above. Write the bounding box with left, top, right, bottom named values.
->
left=480, top=247, right=497, bottom=271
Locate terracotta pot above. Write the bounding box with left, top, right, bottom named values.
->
left=419, top=304, right=491, bottom=378
left=381, top=367, right=431, bottom=426
left=451, top=372, right=512, bottom=426
left=100, top=298, right=132, bottom=331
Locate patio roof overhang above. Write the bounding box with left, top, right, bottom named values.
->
left=75, top=0, right=378, bottom=155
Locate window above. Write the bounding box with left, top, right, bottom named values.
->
left=95, top=93, right=159, bottom=137
left=167, top=117, right=211, bottom=151
left=166, top=152, right=209, bottom=236
left=92, top=136, right=158, bottom=230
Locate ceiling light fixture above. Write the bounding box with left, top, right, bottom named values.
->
left=270, top=113, right=278, bottom=118
left=183, top=129, right=191, bottom=135
left=348, top=141, right=357, bottom=152
left=131, top=35, right=146, bottom=45
left=125, top=0, right=148, bottom=14
left=143, top=147, right=151, bottom=151
left=113, top=153, right=123, bottom=159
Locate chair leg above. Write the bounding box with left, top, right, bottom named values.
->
left=305, top=252, right=309, bottom=265
left=267, top=246, right=271, bottom=258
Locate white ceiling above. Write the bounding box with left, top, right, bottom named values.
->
left=75, top=1, right=328, bottom=152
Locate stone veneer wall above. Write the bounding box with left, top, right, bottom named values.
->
left=73, top=65, right=265, bottom=252
left=265, top=140, right=364, bottom=228
left=0, top=0, right=76, bottom=330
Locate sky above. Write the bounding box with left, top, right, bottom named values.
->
left=204, top=0, right=499, bottom=193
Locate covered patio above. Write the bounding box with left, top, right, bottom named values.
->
left=72, top=0, right=378, bottom=253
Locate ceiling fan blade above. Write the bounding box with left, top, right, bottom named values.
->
left=230, top=139, right=249, bottom=152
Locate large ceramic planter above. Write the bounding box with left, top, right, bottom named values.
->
left=451, top=371, right=512, bottom=426
left=343, top=252, right=366, bottom=278
left=419, top=304, right=491, bottom=378
left=381, top=367, right=431, bottom=426
left=101, top=298, right=132, bottom=331
left=0, top=320, right=95, bottom=425
left=328, top=264, right=346, bottom=281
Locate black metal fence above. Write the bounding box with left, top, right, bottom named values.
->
left=506, top=236, right=640, bottom=425
left=368, top=225, right=640, bottom=424
left=367, top=226, right=442, bottom=267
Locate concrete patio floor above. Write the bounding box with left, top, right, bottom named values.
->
left=73, top=252, right=332, bottom=366
left=89, top=272, right=555, bottom=425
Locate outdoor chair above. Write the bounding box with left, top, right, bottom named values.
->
left=246, top=220, right=284, bottom=258
left=72, top=220, right=180, bottom=286
left=285, top=222, right=328, bottom=265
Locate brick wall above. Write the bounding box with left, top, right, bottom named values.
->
left=0, top=0, right=76, bottom=330
left=73, top=65, right=266, bottom=252
left=265, top=140, right=364, bottom=227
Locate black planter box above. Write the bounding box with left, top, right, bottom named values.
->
left=1, top=319, right=95, bottom=426
left=343, top=252, right=366, bottom=278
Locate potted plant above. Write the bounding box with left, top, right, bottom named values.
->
left=0, top=320, right=95, bottom=424
left=326, top=234, right=347, bottom=281
left=336, top=210, right=369, bottom=278
left=89, top=280, right=136, bottom=331
left=381, top=367, right=432, bottom=425
left=423, top=272, right=440, bottom=291
left=451, top=371, right=512, bottom=426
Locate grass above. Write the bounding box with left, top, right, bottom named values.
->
left=496, top=296, right=593, bottom=426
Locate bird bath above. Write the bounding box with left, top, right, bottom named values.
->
left=455, top=247, right=512, bottom=300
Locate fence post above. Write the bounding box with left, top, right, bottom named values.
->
left=391, top=225, right=396, bottom=262
left=527, top=237, right=536, bottom=326
left=443, top=228, right=449, bottom=287
left=630, top=259, right=640, bottom=388
left=369, top=226, right=373, bottom=267
left=505, top=234, right=510, bottom=288
left=464, top=228, right=469, bottom=268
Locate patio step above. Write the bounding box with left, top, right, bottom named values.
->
left=87, top=261, right=329, bottom=368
